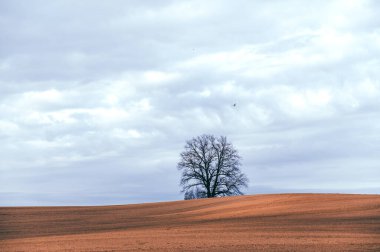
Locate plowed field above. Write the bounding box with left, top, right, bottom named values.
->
left=1, top=194, right=379, bottom=251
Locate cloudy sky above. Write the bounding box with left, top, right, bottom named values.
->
left=1, top=0, right=379, bottom=206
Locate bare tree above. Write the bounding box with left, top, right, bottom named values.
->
left=178, top=134, right=248, bottom=199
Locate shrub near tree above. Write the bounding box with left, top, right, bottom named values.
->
left=178, top=134, right=248, bottom=199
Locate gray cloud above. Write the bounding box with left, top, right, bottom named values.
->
left=1, top=0, right=380, bottom=206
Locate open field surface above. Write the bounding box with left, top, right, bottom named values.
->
left=1, top=194, right=380, bottom=251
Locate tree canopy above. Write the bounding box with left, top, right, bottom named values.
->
left=178, top=134, right=248, bottom=199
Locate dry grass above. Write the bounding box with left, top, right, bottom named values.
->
left=1, top=194, right=380, bottom=251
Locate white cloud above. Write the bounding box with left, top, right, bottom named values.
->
left=142, top=70, right=180, bottom=84
left=112, top=128, right=142, bottom=139
left=0, top=120, right=19, bottom=133
left=22, top=89, right=64, bottom=105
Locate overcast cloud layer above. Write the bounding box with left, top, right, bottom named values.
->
left=1, top=0, right=379, bottom=206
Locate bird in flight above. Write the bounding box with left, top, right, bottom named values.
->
left=232, top=103, right=236, bottom=107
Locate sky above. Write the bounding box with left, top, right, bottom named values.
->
left=1, top=0, right=379, bottom=206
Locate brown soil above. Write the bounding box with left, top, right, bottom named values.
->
left=1, top=194, right=379, bottom=251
